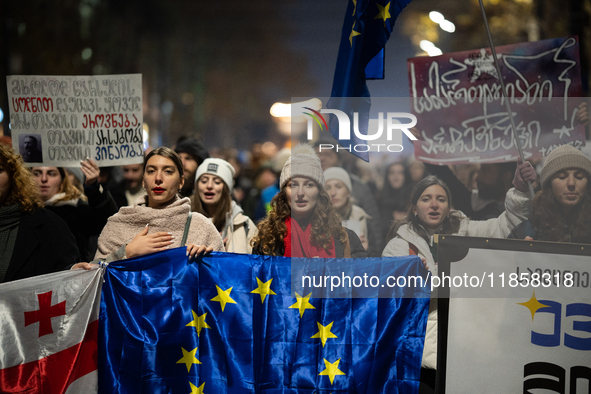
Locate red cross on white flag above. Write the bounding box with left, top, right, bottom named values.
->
left=0, top=267, right=103, bottom=393
left=24, top=291, right=67, bottom=337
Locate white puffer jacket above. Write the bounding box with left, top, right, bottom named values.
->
left=382, top=187, right=531, bottom=369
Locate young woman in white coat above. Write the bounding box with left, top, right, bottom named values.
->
left=382, top=161, right=536, bottom=393
left=192, top=158, right=258, bottom=254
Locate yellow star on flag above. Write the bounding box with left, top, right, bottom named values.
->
left=349, top=21, right=361, bottom=47
left=186, top=310, right=212, bottom=337
left=352, top=0, right=357, bottom=16
left=176, top=347, right=202, bottom=373
left=318, top=358, right=346, bottom=385
left=289, top=292, right=315, bottom=317
left=311, top=321, right=338, bottom=347
left=210, top=285, right=237, bottom=312
left=518, top=290, right=550, bottom=321
left=250, top=277, right=277, bottom=303
left=189, top=381, right=205, bottom=394
left=374, top=2, right=391, bottom=26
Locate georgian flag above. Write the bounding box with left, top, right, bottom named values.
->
left=0, top=267, right=103, bottom=393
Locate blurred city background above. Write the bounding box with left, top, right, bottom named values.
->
left=1, top=0, right=589, bottom=153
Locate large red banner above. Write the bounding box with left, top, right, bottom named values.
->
left=408, top=36, right=586, bottom=164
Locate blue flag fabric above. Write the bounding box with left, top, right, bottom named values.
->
left=99, top=249, right=429, bottom=393
left=327, top=0, right=413, bottom=161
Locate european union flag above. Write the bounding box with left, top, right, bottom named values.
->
left=327, top=0, right=413, bottom=161
left=99, top=248, right=429, bottom=393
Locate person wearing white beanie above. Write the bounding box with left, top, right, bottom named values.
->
left=251, top=145, right=367, bottom=258
left=324, top=167, right=374, bottom=254
left=510, top=144, right=591, bottom=242
left=192, top=158, right=258, bottom=254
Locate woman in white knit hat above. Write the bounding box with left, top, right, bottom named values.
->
left=324, top=167, right=376, bottom=255
left=251, top=145, right=367, bottom=258
left=510, top=144, right=591, bottom=242
left=192, top=158, right=258, bottom=253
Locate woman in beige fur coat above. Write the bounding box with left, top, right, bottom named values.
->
left=75, top=147, right=223, bottom=268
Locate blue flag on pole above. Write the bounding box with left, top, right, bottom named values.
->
left=99, top=248, right=429, bottom=393
left=327, top=0, right=413, bottom=161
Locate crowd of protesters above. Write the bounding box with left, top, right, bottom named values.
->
left=2, top=133, right=589, bottom=264
left=1, top=134, right=590, bottom=264
left=2, top=131, right=591, bottom=392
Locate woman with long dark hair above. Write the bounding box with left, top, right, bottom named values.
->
left=510, top=144, right=591, bottom=243
left=251, top=145, right=366, bottom=258
left=92, top=147, right=224, bottom=263
left=191, top=158, right=257, bottom=253
left=377, top=162, right=412, bottom=238
left=382, top=162, right=536, bottom=393
left=0, top=144, right=78, bottom=282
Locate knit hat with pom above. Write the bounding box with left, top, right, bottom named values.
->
left=279, top=144, right=324, bottom=188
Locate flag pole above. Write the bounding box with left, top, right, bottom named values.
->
left=477, top=0, right=536, bottom=198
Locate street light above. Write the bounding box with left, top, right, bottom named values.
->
left=429, top=11, right=444, bottom=24
left=270, top=98, right=322, bottom=137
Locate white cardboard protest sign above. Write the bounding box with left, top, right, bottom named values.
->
left=7, top=74, right=144, bottom=167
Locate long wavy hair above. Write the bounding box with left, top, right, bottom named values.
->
left=379, top=162, right=412, bottom=203
left=378, top=162, right=412, bottom=224
left=530, top=180, right=591, bottom=243
left=55, top=167, right=87, bottom=202
left=388, top=175, right=462, bottom=243
left=251, top=180, right=347, bottom=256
left=0, top=144, right=43, bottom=212
left=191, top=181, right=232, bottom=232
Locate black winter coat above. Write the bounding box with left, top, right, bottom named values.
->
left=3, top=209, right=79, bottom=283
left=45, top=183, right=118, bottom=261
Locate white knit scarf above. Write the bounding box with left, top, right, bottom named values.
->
left=95, top=195, right=191, bottom=260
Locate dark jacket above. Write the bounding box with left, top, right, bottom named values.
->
left=108, top=179, right=129, bottom=209
left=425, top=163, right=505, bottom=220
left=508, top=220, right=537, bottom=240
left=350, top=175, right=384, bottom=255
left=3, top=209, right=79, bottom=283
left=509, top=220, right=591, bottom=244
left=45, top=183, right=118, bottom=261
left=252, top=228, right=368, bottom=258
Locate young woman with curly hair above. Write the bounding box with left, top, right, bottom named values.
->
left=510, top=144, right=591, bottom=243
left=0, top=143, right=79, bottom=282
left=383, top=162, right=536, bottom=393
left=251, top=145, right=366, bottom=258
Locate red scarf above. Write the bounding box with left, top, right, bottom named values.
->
left=284, top=217, right=335, bottom=258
